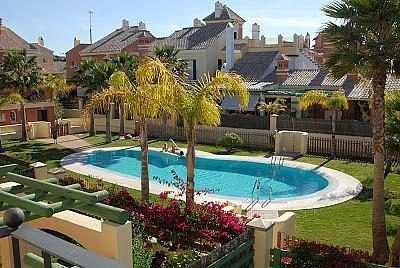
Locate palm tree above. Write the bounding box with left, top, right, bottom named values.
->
left=258, top=97, right=287, bottom=115
left=111, top=53, right=138, bottom=136
left=79, top=60, right=115, bottom=143
left=322, top=0, right=400, bottom=259
left=176, top=71, right=249, bottom=204
left=83, top=58, right=178, bottom=201
left=0, top=50, right=43, bottom=141
left=299, top=90, right=348, bottom=157
left=152, top=45, right=188, bottom=139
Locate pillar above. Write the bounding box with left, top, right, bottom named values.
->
left=100, top=221, right=133, bottom=266
left=29, top=162, right=48, bottom=180
left=270, top=114, right=278, bottom=132
left=247, top=218, right=275, bottom=268
left=78, top=98, right=83, bottom=111
left=300, top=133, right=308, bottom=155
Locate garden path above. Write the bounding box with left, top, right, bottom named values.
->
left=39, top=135, right=93, bottom=153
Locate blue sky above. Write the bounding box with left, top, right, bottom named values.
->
left=2, top=0, right=331, bottom=55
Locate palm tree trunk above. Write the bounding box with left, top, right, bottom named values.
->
left=331, top=110, right=336, bottom=158
left=89, top=109, right=96, bottom=136
left=371, top=69, right=389, bottom=261
left=162, top=113, right=168, bottom=140
left=20, top=101, right=29, bottom=141
left=105, top=107, right=112, bottom=144
left=119, top=103, right=125, bottom=136
left=140, top=122, right=150, bottom=202
left=186, top=125, right=195, bottom=204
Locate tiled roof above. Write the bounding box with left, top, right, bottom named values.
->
left=231, top=51, right=279, bottom=83
left=81, top=27, right=152, bottom=53
left=0, top=26, right=31, bottom=51
left=222, top=43, right=248, bottom=51
left=282, top=70, right=345, bottom=87
left=203, top=5, right=245, bottom=22
left=153, top=23, right=227, bottom=50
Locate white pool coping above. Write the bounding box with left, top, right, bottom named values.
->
left=60, top=147, right=363, bottom=211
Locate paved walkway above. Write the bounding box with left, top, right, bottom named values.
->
left=39, top=135, right=93, bottom=152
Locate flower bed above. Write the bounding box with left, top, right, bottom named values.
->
left=102, top=189, right=250, bottom=267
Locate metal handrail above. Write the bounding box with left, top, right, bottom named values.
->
left=245, top=179, right=261, bottom=212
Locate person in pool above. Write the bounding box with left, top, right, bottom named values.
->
left=179, top=150, right=185, bottom=157
left=162, top=143, right=168, bottom=152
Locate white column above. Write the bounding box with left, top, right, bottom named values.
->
left=247, top=218, right=275, bottom=268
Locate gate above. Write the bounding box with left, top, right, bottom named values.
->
left=56, top=121, right=70, bottom=136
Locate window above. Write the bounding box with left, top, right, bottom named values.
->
left=234, top=32, right=237, bottom=39
left=43, top=58, right=46, bottom=63
left=37, top=110, right=48, bottom=121
left=192, top=60, right=197, bottom=80
left=10, top=111, right=16, bottom=122
left=218, top=59, right=223, bottom=70
left=0, top=113, right=5, bottom=122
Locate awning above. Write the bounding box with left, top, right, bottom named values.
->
left=220, top=95, right=260, bottom=111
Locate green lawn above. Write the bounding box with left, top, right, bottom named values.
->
left=4, top=134, right=400, bottom=252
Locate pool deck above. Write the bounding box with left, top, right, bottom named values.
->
left=60, top=146, right=363, bottom=211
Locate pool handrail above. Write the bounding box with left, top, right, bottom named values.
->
left=245, top=179, right=261, bottom=212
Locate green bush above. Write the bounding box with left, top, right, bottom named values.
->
left=132, top=237, right=153, bottom=268
left=217, top=132, right=244, bottom=153
left=385, top=199, right=400, bottom=216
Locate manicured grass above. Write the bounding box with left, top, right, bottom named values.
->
left=2, top=140, right=75, bottom=169
left=4, top=135, right=400, bottom=252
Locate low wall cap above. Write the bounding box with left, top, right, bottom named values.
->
left=29, top=162, right=47, bottom=168
left=247, top=218, right=275, bottom=230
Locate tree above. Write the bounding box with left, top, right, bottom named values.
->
left=152, top=45, right=188, bottom=139
left=258, top=97, right=287, bottom=115
left=384, top=92, right=400, bottom=179
left=0, top=50, right=43, bottom=141
left=111, top=53, right=138, bottom=136
left=79, top=60, right=115, bottom=143
left=83, top=58, right=178, bottom=202
left=322, top=0, right=400, bottom=259
left=176, top=71, right=249, bottom=204
left=299, top=90, right=348, bottom=157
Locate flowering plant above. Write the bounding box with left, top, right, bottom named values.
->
left=282, top=240, right=376, bottom=268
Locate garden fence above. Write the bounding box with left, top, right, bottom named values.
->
left=146, top=124, right=276, bottom=150
left=278, top=117, right=372, bottom=137
left=308, top=136, right=373, bottom=159
left=188, top=228, right=254, bottom=268
left=220, top=114, right=270, bottom=130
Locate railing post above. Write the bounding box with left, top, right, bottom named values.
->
left=29, top=162, right=48, bottom=180
left=270, top=114, right=278, bottom=132
left=247, top=218, right=275, bottom=268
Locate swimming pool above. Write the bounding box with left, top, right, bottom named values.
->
left=85, top=149, right=330, bottom=200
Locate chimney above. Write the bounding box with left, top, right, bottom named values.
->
left=252, top=23, right=260, bottom=47
left=305, top=32, right=311, bottom=48
left=261, top=35, right=266, bottom=46
left=138, top=21, right=146, bottom=31
left=278, top=34, right=283, bottom=47
left=347, top=73, right=359, bottom=81
left=276, top=54, right=290, bottom=82
left=215, top=1, right=223, bottom=18
left=193, top=18, right=204, bottom=28
left=74, top=37, right=81, bottom=47
left=0, top=18, right=2, bottom=35
left=38, top=36, right=44, bottom=46
left=293, top=33, right=299, bottom=48
left=122, top=19, right=129, bottom=30
left=224, top=22, right=234, bottom=71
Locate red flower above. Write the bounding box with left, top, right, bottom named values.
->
left=159, top=192, right=168, bottom=200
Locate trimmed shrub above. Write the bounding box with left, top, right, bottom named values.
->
left=385, top=199, right=400, bottom=216
left=217, top=132, right=244, bottom=153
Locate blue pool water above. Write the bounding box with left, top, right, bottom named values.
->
left=87, top=149, right=329, bottom=200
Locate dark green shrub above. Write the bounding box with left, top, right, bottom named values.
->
left=217, top=132, right=244, bottom=153
left=385, top=199, right=400, bottom=215
left=386, top=222, right=399, bottom=236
